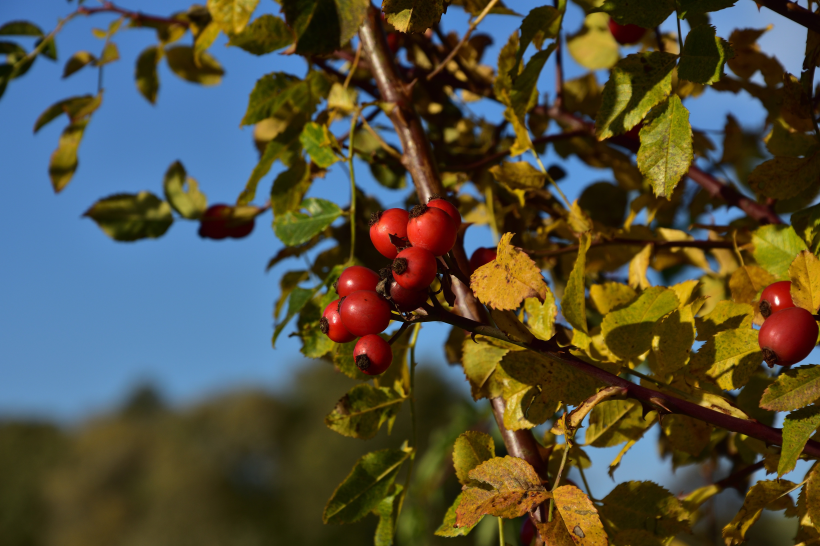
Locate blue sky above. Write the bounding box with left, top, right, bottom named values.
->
left=0, top=0, right=814, bottom=502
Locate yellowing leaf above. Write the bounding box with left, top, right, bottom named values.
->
left=553, top=485, right=608, bottom=546
left=792, top=202, right=820, bottom=257
left=752, top=225, right=809, bottom=279
left=453, top=431, right=495, bottom=485
left=165, top=46, right=224, bottom=86
left=790, top=250, right=820, bottom=313
left=722, top=480, right=797, bottom=545
left=135, top=46, right=161, bottom=104
left=226, top=14, right=293, bottom=55
left=764, top=118, right=819, bottom=158
left=162, top=160, right=207, bottom=219
left=49, top=119, right=89, bottom=193
left=637, top=95, right=693, bottom=199
left=562, top=233, right=591, bottom=333
left=807, top=463, right=820, bottom=527
left=461, top=336, right=512, bottom=400
left=728, top=265, right=775, bottom=304
left=383, top=0, right=444, bottom=33
left=749, top=151, right=820, bottom=200
left=207, top=0, right=259, bottom=34
left=585, top=399, right=649, bottom=447
left=595, top=52, right=678, bottom=140
left=601, top=286, right=680, bottom=359
left=524, top=291, right=557, bottom=341
left=761, top=365, right=820, bottom=412
left=83, top=191, right=173, bottom=241
left=324, top=384, right=405, bottom=440
left=599, top=481, right=690, bottom=539
left=650, top=304, right=696, bottom=375
left=690, top=328, right=762, bottom=391
left=627, top=243, right=652, bottom=290
left=695, top=300, right=754, bottom=341
left=435, top=493, right=479, bottom=537
left=590, top=282, right=637, bottom=314
left=779, top=406, right=820, bottom=477
left=456, top=456, right=548, bottom=527
left=489, top=161, right=546, bottom=190
left=471, top=232, right=547, bottom=311
left=662, top=413, right=713, bottom=456
left=567, top=13, right=619, bottom=71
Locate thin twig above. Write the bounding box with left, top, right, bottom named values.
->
left=754, top=0, right=820, bottom=34
left=553, top=0, right=564, bottom=110
left=529, top=236, right=735, bottom=257
left=77, top=1, right=190, bottom=28
left=359, top=111, right=403, bottom=160
left=426, top=0, right=501, bottom=80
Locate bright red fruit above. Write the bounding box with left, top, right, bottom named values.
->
left=469, top=247, right=497, bottom=273
left=198, top=204, right=255, bottom=240
left=760, top=281, right=795, bottom=318
left=407, top=204, right=457, bottom=256
left=370, top=208, right=410, bottom=259
left=320, top=299, right=356, bottom=343
left=758, top=307, right=818, bottom=367
left=608, top=19, right=646, bottom=45
left=339, top=290, right=392, bottom=337
left=389, top=280, right=428, bottom=313
left=520, top=518, right=536, bottom=546
left=354, top=334, right=393, bottom=375
left=427, top=196, right=461, bottom=228
left=337, top=266, right=380, bottom=297
left=392, top=246, right=438, bottom=291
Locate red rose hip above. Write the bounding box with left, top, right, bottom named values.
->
left=520, top=518, right=536, bottom=546
left=198, top=204, right=255, bottom=240
left=427, top=196, right=461, bottom=228
left=608, top=19, right=646, bottom=45
left=370, top=208, right=409, bottom=259
left=339, top=290, right=392, bottom=337
left=469, top=247, right=497, bottom=273
left=760, top=281, right=795, bottom=318
left=320, top=299, right=356, bottom=343
left=336, top=266, right=380, bottom=297
left=392, top=246, right=438, bottom=291
left=389, top=280, right=429, bottom=313
left=758, top=307, right=818, bottom=367
left=407, top=204, right=457, bottom=256
left=354, top=334, right=393, bottom=375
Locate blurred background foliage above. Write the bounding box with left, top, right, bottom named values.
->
left=0, top=358, right=797, bottom=546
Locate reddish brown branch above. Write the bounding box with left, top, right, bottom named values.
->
left=754, top=0, right=820, bottom=34
left=77, top=1, right=190, bottom=28
left=529, top=237, right=736, bottom=258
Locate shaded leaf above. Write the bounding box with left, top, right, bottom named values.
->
left=510, top=6, right=562, bottom=78
left=722, top=480, right=797, bottom=545
left=790, top=250, right=820, bottom=313
left=470, top=232, right=547, bottom=311
left=601, top=286, right=680, bottom=359
left=792, top=202, right=820, bottom=256
left=285, top=0, right=369, bottom=53
left=83, top=191, right=173, bottom=241
left=695, top=300, right=753, bottom=341
left=165, top=46, right=224, bottom=85
left=193, top=22, right=221, bottom=67
left=585, top=399, right=648, bottom=447
left=728, top=265, right=775, bottom=305
left=749, top=151, right=820, bottom=201
left=325, top=384, right=405, bottom=440
left=690, top=328, right=762, bottom=390
left=62, top=51, right=96, bottom=78
left=761, top=365, right=820, bottom=412
left=240, top=120, right=304, bottom=206
left=524, top=291, right=557, bottom=341
left=163, top=160, right=207, bottom=219
left=567, top=13, right=619, bottom=71
left=637, top=95, right=693, bottom=199
left=779, top=406, right=820, bottom=476
left=373, top=484, right=403, bottom=546
left=650, top=303, right=696, bottom=375
left=678, top=24, right=733, bottom=84
left=271, top=159, right=311, bottom=216
left=383, top=0, right=444, bottom=33
left=453, top=431, right=496, bottom=485
left=94, top=42, right=119, bottom=66
left=135, top=46, right=161, bottom=104
left=562, top=232, right=591, bottom=334
left=34, top=95, right=99, bottom=134
left=510, top=46, right=556, bottom=119
left=207, top=0, right=259, bottom=34
left=590, top=282, right=636, bottom=314
left=0, top=20, right=44, bottom=37
left=273, top=198, right=342, bottom=246
left=241, top=71, right=329, bottom=126
left=227, top=14, right=293, bottom=55
left=599, top=481, right=690, bottom=539
left=599, top=0, right=675, bottom=28
left=489, top=161, right=546, bottom=190
left=752, top=225, right=808, bottom=279
left=461, top=336, right=513, bottom=400
left=662, top=413, right=713, bottom=456
left=275, top=270, right=310, bottom=319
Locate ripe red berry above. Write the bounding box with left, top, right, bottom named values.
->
left=198, top=204, right=255, bottom=240
left=389, top=280, right=429, bottom=313
left=520, top=517, right=536, bottom=546
left=427, top=196, right=461, bottom=229
left=758, top=307, right=818, bottom=367
left=339, top=290, right=392, bottom=337
left=336, top=266, right=380, bottom=297
left=320, top=299, right=356, bottom=343
left=392, top=246, right=438, bottom=291
left=370, top=208, right=410, bottom=259
left=469, top=247, right=498, bottom=273
left=354, top=334, right=393, bottom=375
left=608, top=19, right=646, bottom=45
left=760, top=281, right=795, bottom=319
left=407, top=204, right=457, bottom=256
left=386, top=32, right=401, bottom=53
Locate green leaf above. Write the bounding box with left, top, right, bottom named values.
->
left=240, top=119, right=304, bottom=206
left=162, top=161, right=207, bottom=219
left=284, top=0, right=369, bottom=53
left=165, top=46, right=224, bottom=86
left=761, top=365, right=820, bottom=412
left=524, top=291, right=557, bottom=341
left=383, top=0, right=445, bottom=33
left=94, top=42, right=119, bottom=66
left=49, top=119, right=90, bottom=193
left=62, top=51, right=96, bottom=78
left=694, top=300, right=753, bottom=341
left=193, top=23, right=221, bottom=66
left=241, top=71, right=330, bottom=126
left=135, top=46, right=161, bottom=104
left=752, top=225, right=808, bottom=279
left=690, top=328, right=762, bottom=391
left=271, top=159, right=312, bottom=217
left=325, top=384, right=405, bottom=440
left=792, top=202, right=820, bottom=256
left=461, top=336, right=512, bottom=400
left=456, top=456, right=549, bottom=527
left=599, top=481, right=690, bottom=539
left=296, top=292, right=334, bottom=358
left=207, top=0, right=259, bottom=34
left=637, top=95, right=693, bottom=199
left=510, top=6, right=562, bottom=78
left=83, top=191, right=174, bottom=241
left=599, top=0, right=674, bottom=28
left=273, top=198, right=343, bottom=246
left=272, top=286, right=313, bottom=346
left=678, top=0, right=737, bottom=18
left=373, top=484, right=403, bottom=546
left=562, top=232, right=591, bottom=334
left=300, top=122, right=341, bottom=168
left=435, top=493, right=480, bottom=536
left=453, top=431, right=496, bottom=485
left=227, top=14, right=293, bottom=55
left=510, top=45, right=556, bottom=118
left=323, top=448, right=411, bottom=524
left=595, top=52, right=678, bottom=140
left=0, top=21, right=44, bottom=37
left=779, top=406, right=820, bottom=476
left=34, top=95, right=99, bottom=133
left=333, top=339, right=371, bottom=380
left=567, top=13, right=619, bottom=71
left=678, top=25, right=733, bottom=85
left=275, top=270, right=310, bottom=319
left=749, top=151, right=820, bottom=200
left=601, top=286, right=680, bottom=360
left=722, top=480, right=797, bottom=545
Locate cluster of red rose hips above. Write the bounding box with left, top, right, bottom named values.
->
left=757, top=281, right=819, bottom=367
left=319, top=196, right=497, bottom=376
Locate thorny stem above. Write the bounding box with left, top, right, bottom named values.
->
left=426, top=0, right=502, bottom=80
left=347, top=111, right=359, bottom=264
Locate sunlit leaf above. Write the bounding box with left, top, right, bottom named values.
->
left=383, top=0, right=444, bottom=33
left=761, top=365, right=820, bottom=412
left=470, top=232, right=547, bottom=311
left=637, top=95, right=693, bottom=199
left=83, top=191, right=174, bottom=241
left=227, top=14, right=293, bottom=55
left=207, top=0, right=259, bottom=34
left=162, top=160, right=207, bottom=219
left=273, top=198, right=343, bottom=246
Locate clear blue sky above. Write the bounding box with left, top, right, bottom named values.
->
left=0, top=0, right=813, bottom=502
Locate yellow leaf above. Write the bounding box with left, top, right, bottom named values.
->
left=728, top=265, right=775, bottom=304
left=628, top=243, right=652, bottom=289
left=790, top=250, right=820, bottom=313
left=553, top=485, right=608, bottom=546
left=562, top=233, right=591, bottom=333
left=471, top=232, right=547, bottom=311
left=722, top=480, right=797, bottom=545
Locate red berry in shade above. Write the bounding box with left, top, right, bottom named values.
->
left=520, top=518, right=536, bottom=546
left=392, top=246, right=438, bottom=291
left=624, top=123, right=642, bottom=140
left=407, top=204, right=457, bottom=256
left=336, top=266, right=380, bottom=297
left=386, top=32, right=401, bottom=53
left=370, top=208, right=410, bottom=259
left=427, top=196, right=461, bottom=228
left=339, top=290, right=392, bottom=337
left=758, top=307, right=819, bottom=367
left=469, top=247, right=498, bottom=273
left=389, top=280, right=429, bottom=313
left=760, top=281, right=795, bottom=319
left=354, top=334, right=393, bottom=375
left=608, top=19, right=646, bottom=45
left=198, top=204, right=256, bottom=240
left=320, top=299, right=356, bottom=343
